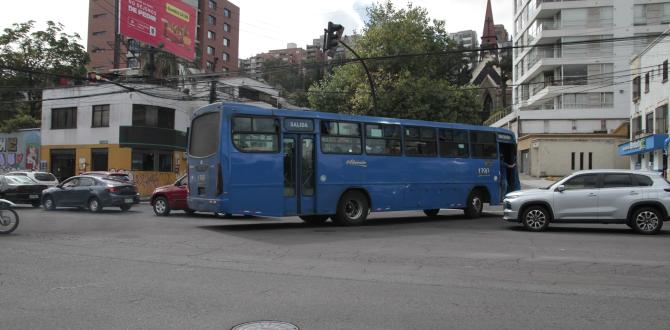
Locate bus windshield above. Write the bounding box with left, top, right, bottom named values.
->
left=189, top=112, right=221, bottom=157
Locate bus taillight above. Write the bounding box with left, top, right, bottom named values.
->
left=216, top=163, right=223, bottom=196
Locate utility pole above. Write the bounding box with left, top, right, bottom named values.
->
left=113, top=0, right=121, bottom=70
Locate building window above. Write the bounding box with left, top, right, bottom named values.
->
left=632, top=76, right=641, bottom=103
left=645, top=72, right=650, bottom=93
left=208, top=30, right=215, bottom=40
left=206, top=61, right=214, bottom=71
left=51, top=107, right=77, bottom=129
left=580, top=152, right=584, bottom=170
left=132, top=104, right=175, bottom=129
left=222, top=52, right=229, bottom=62
left=223, top=23, right=230, bottom=32
left=588, top=152, right=593, bottom=170
left=91, top=104, right=109, bottom=128
left=127, top=57, right=139, bottom=68
left=93, top=13, right=107, bottom=19
left=208, top=15, right=216, bottom=25
left=208, top=0, right=216, bottom=9
left=646, top=112, right=654, bottom=134
left=131, top=149, right=173, bottom=172
left=663, top=60, right=668, bottom=83
left=571, top=152, right=576, bottom=170
left=223, top=8, right=231, bottom=17
left=223, top=38, right=230, bottom=47
left=92, top=31, right=106, bottom=36
left=657, top=105, right=669, bottom=134
left=632, top=116, right=642, bottom=136
left=207, top=46, right=215, bottom=55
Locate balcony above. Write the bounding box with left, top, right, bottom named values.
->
left=119, top=126, right=188, bottom=151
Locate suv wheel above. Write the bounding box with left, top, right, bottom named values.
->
left=522, top=205, right=550, bottom=232
left=630, top=207, right=663, bottom=235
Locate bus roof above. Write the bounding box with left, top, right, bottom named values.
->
left=193, top=102, right=515, bottom=136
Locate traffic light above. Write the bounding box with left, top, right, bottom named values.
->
left=323, top=21, right=344, bottom=52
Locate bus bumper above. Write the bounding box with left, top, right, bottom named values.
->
left=187, top=197, right=229, bottom=213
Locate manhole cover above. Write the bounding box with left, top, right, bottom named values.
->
left=231, top=321, right=299, bottom=330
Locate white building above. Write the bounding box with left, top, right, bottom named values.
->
left=491, top=0, right=670, bottom=176
left=619, top=27, right=670, bottom=171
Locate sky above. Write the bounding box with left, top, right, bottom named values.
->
left=0, top=0, right=513, bottom=59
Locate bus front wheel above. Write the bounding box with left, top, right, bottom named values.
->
left=333, top=191, right=369, bottom=226
left=464, top=190, right=484, bottom=219
left=299, top=215, right=330, bottom=225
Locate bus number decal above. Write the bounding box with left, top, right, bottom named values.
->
left=477, top=167, right=491, bottom=176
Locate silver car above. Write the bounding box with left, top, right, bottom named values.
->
left=503, top=170, right=669, bottom=234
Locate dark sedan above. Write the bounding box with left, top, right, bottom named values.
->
left=0, top=175, right=47, bottom=207
left=42, top=176, right=140, bottom=212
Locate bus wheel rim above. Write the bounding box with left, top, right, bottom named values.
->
left=472, top=196, right=482, bottom=212
left=345, top=200, right=362, bottom=219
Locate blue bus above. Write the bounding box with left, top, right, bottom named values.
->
left=187, top=102, right=520, bottom=225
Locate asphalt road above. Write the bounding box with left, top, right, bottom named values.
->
left=1, top=204, right=669, bottom=330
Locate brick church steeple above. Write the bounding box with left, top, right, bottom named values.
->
left=480, top=0, right=498, bottom=60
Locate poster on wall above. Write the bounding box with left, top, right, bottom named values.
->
left=119, top=0, right=197, bottom=61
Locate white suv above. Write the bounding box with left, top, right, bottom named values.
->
left=503, top=170, right=669, bottom=234
left=7, top=171, right=59, bottom=187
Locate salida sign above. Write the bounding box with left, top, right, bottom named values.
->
left=119, top=0, right=196, bottom=61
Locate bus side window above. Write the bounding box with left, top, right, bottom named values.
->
left=470, top=131, right=497, bottom=159
left=320, top=121, right=362, bottom=154
left=232, top=116, right=279, bottom=153
left=439, top=128, right=469, bottom=158
left=404, top=126, right=437, bottom=157
left=365, top=123, right=401, bottom=156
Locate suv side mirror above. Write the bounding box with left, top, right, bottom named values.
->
left=556, top=185, right=566, bottom=192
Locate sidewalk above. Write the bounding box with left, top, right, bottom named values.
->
left=519, top=174, right=556, bottom=189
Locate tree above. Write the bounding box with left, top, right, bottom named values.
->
left=308, top=1, right=481, bottom=123
left=0, top=21, right=89, bottom=132
left=261, top=58, right=324, bottom=107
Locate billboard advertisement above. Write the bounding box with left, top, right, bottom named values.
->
left=119, top=0, right=197, bottom=61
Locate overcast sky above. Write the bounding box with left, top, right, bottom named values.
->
left=0, top=0, right=513, bottom=59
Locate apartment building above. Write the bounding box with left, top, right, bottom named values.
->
left=491, top=0, right=670, bottom=176
left=87, top=0, right=240, bottom=73
left=619, top=27, right=670, bottom=171
left=449, top=30, right=479, bottom=66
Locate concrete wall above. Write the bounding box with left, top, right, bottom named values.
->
left=519, top=137, right=628, bottom=177
left=0, top=129, right=41, bottom=174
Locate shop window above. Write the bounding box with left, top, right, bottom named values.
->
left=131, top=149, right=173, bottom=172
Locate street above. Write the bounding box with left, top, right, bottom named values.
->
left=1, top=204, right=669, bottom=329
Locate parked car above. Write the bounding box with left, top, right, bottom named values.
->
left=150, top=174, right=194, bottom=216
left=80, top=171, right=134, bottom=184
left=7, top=171, right=59, bottom=187
left=503, top=170, right=669, bottom=234
left=0, top=174, right=47, bottom=207
left=41, top=175, right=140, bottom=212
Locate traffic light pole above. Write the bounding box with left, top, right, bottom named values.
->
left=337, top=41, right=378, bottom=116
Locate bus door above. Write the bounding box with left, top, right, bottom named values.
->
left=497, top=133, right=521, bottom=196
left=283, top=134, right=316, bottom=215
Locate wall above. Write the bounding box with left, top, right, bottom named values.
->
left=0, top=129, right=41, bottom=174
left=522, top=137, right=628, bottom=177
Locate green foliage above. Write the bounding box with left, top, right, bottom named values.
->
left=0, top=21, right=89, bottom=131
left=262, top=58, right=324, bottom=107
left=308, top=1, right=480, bottom=124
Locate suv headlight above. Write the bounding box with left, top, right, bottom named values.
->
left=505, top=194, right=521, bottom=200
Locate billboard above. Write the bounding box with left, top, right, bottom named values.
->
left=119, top=0, right=197, bottom=61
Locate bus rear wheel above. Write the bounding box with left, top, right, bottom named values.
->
left=464, top=190, right=484, bottom=219
left=333, top=191, right=369, bottom=226
left=299, top=215, right=330, bottom=225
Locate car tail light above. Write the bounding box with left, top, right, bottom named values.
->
left=106, top=186, right=119, bottom=193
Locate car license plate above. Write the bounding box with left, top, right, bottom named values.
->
left=29, top=194, right=39, bottom=199
left=124, top=198, right=133, bottom=204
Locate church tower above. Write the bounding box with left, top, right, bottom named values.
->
left=480, top=0, right=498, bottom=60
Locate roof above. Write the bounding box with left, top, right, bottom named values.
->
left=194, top=102, right=516, bottom=135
